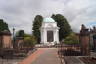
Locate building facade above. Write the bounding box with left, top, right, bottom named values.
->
left=40, top=18, right=59, bottom=45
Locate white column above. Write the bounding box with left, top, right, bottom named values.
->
left=54, top=29, right=59, bottom=44
left=40, top=29, right=42, bottom=44
left=57, top=30, right=59, bottom=43
left=43, top=29, right=45, bottom=44
left=53, top=29, right=57, bottom=45
left=54, top=30, right=56, bottom=42
left=44, top=29, right=47, bottom=44
left=41, top=29, right=44, bottom=44
left=45, top=30, right=47, bottom=43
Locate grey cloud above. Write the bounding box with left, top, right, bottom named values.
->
left=0, top=0, right=96, bottom=33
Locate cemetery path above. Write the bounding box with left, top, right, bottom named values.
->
left=19, top=48, right=62, bottom=64
left=32, top=48, right=62, bottom=64
left=19, top=48, right=45, bottom=64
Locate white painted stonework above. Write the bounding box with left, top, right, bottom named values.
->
left=40, top=18, right=59, bottom=45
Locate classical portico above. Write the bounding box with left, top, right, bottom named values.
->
left=40, top=18, right=59, bottom=45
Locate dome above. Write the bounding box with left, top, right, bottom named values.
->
left=43, top=18, right=55, bottom=22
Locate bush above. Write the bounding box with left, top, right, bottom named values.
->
left=23, top=34, right=37, bottom=47
left=64, top=33, right=79, bottom=45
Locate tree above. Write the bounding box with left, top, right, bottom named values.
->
left=64, top=33, right=79, bottom=45
left=15, top=30, right=24, bottom=38
left=18, top=30, right=24, bottom=37
left=51, top=14, right=72, bottom=41
left=32, top=15, right=43, bottom=43
left=0, top=19, right=9, bottom=31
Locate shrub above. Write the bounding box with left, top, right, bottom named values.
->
left=23, top=34, right=37, bottom=47
left=64, top=33, right=79, bottom=45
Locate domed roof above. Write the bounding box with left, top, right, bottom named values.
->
left=43, top=18, right=55, bottom=22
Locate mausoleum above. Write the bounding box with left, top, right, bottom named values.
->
left=40, top=18, right=59, bottom=45
left=0, top=30, right=12, bottom=48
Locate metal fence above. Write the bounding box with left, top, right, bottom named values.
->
left=58, top=44, right=82, bottom=56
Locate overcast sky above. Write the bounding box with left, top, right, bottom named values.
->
left=0, top=0, right=96, bottom=34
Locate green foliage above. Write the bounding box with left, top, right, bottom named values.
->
left=32, top=15, right=43, bottom=43
left=51, top=14, right=72, bottom=41
left=0, top=19, right=9, bottom=31
left=64, top=33, right=79, bottom=45
left=24, top=34, right=32, bottom=37
left=19, top=30, right=24, bottom=37
left=16, top=30, right=24, bottom=37
left=23, top=34, right=37, bottom=47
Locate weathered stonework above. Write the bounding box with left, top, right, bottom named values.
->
left=0, top=30, right=12, bottom=48
left=79, top=24, right=90, bottom=55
